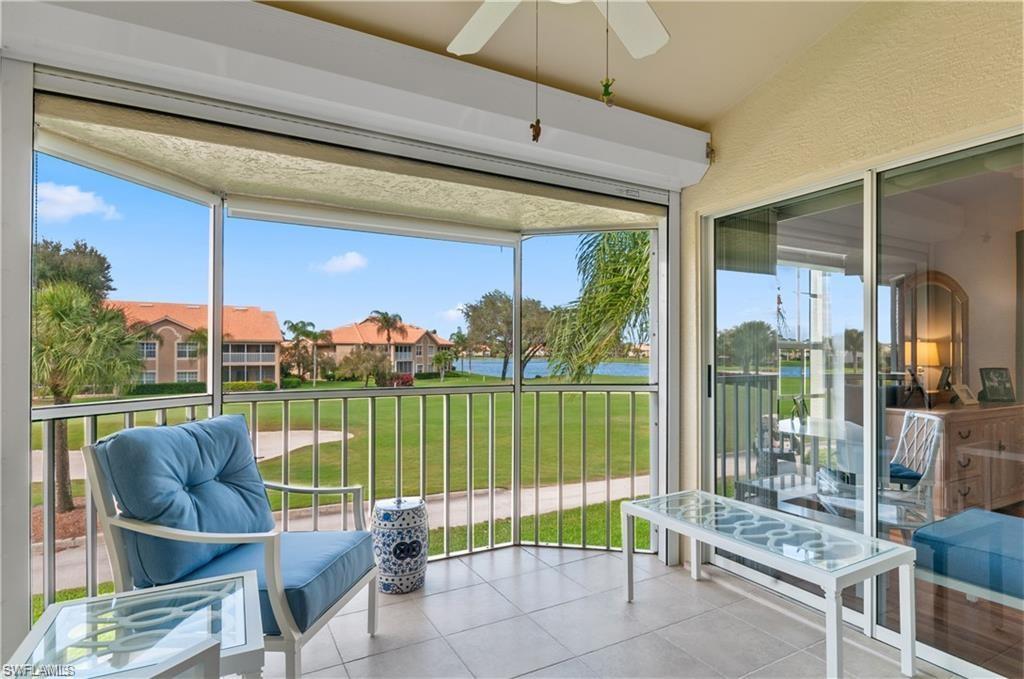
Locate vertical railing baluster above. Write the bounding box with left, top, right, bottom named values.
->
left=488, top=392, right=495, bottom=549
left=419, top=395, right=426, bottom=501
left=733, top=382, right=740, bottom=488
left=186, top=405, right=196, bottom=422
left=282, top=400, right=290, bottom=532
left=85, top=416, right=99, bottom=596
left=467, top=393, right=474, bottom=552
left=123, top=412, right=134, bottom=430
left=250, top=401, right=258, bottom=459
left=312, top=399, right=320, bottom=531
left=156, top=408, right=167, bottom=426
left=629, top=392, right=636, bottom=501
left=746, top=380, right=753, bottom=480
left=443, top=393, right=450, bottom=556
left=605, top=392, right=611, bottom=549
left=395, top=396, right=402, bottom=500
left=533, top=392, right=540, bottom=543
left=557, top=391, right=564, bottom=546
left=342, top=398, right=350, bottom=530
left=368, top=397, right=376, bottom=508
left=42, top=420, right=57, bottom=606
left=581, top=392, right=587, bottom=548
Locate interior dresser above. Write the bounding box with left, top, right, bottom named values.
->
left=884, top=402, right=1024, bottom=518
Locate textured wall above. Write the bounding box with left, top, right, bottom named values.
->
left=678, top=2, right=1024, bottom=490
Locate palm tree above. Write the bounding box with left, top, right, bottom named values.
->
left=283, top=320, right=332, bottom=385
left=366, top=311, right=408, bottom=368
left=33, top=282, right=147, bottom=512
left=449, top=327, right=468, bottom=371
left=432, top=348, right=456, bottom=382
left=548, top=231, right=650, bottom=382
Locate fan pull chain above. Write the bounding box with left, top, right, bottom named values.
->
left=600, top=0, right=615, bottom=107
left=530, top=0, right=542, bottom=142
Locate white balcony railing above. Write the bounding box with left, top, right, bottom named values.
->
left=222, top=352, right=276, bottom=364
left=28, top=383, right=654, bottom=619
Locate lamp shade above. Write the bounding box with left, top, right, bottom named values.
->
left=904, top=340, right=941, bottom=367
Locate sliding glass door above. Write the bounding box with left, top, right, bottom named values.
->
left=712, top=181, right=865, bottom=608
left=874, top=136, right=1023, bottom=676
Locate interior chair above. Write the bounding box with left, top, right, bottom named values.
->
left=83, top=413, right=378, bottom=678
left=882, top=411, right=943, bottom=533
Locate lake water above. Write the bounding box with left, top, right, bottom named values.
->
left=463, top=357, right=649, bottom=379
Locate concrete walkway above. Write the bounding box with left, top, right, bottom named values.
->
left=30, top=430, right=351, bottom=482
left=35, top=475, right=650, bottom=593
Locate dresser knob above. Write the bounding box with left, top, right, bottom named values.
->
left=958, top=487, right=971, bottom=497
left=957, top=430, right=972, bottom=440
left=957, top=457, right=971, bottom=468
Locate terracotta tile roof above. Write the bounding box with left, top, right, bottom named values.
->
left=329, top=318, right=452, bottom=347
left=107, top=300, right=283, bottom=342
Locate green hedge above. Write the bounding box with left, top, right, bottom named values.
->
left=281, top=376, right=302, bottom=389
left=127, top=381, right=206, bottom=396
left=223, top=381, right=278, bottom=392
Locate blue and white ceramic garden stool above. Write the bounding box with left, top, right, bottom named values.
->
left=371, top=497, right=428, bottom=594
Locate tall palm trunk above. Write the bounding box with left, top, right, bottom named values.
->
left=52, top=391, right=75, bottom=513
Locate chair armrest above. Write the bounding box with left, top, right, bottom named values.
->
left=109, top=516, right=279, bottom=545
left=264, top=482, right=362, bottom=496
left=263, top=482, right=367, bottom=530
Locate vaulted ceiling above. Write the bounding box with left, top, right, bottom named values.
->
left=265, top=1, right=860, bottom=129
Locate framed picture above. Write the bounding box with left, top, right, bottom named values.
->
left=979, top=367, right=1016, bottom=402
left=937, top=366, right=952, bottom=391
left=952, top=383, right=979, bottom=406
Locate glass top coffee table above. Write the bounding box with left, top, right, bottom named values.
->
left=9, top=571, right=264, bottom=678
left=621, top=491, right=916, bottom=679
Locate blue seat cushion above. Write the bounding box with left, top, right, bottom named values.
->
left=889, top=462, right=922, bottom=487
left=181, top=530, right=374, bottom=635
left=912, top=509, right=1024, bottom=600
left=93, top=414, right=274, bottom=588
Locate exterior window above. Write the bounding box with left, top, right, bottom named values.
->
left=415, top=364, right=424, bottom=373
left=139, top=341, right=157, bottom=359
left=396, top=360, right=413, bottom=374
left=176, top=341, right=198, bottom=359
left=428, top=346, right=435, bottom=356
left=139, top=371, right=157, bottom=384
left=176, top=371, right=199, bottom=382
left=416, top=345, right=423, bottom=356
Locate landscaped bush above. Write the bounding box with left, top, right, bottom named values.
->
left=257, top=381, right=277, bottom=391
left=281, top=376, right=302, bottom=389
left=127, top=381, right=206, bottom=396
left=414, top=371, right=441, bottom=379
left=223, top=381, right=261, bottom=392
left=376, top=374, right=414, bottom=387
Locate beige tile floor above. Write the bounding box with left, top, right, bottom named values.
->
left=262, top=547, right=959, bottom=679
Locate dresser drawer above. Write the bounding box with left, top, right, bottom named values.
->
left=942, top=475, right=985, bottom=514
left=945, top=443, right=984, bottom=481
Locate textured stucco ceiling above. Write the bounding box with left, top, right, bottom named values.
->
left=264, top=1, right=861, bottom=129
left=36, top=95, right=663, bottom=231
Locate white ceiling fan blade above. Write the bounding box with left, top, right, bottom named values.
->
left=447, top=1, right=522, bottom=56
left=593, top=0, right=669, bottom=60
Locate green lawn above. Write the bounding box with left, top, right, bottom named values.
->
left=34, top=498, right=650, bottom=621
left=33, top=390, right=651, bottom=509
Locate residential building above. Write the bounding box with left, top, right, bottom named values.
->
left=328, top=318, right=453, bottom=375
left=110, top=301, right=283, bottom=385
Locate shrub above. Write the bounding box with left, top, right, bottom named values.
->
left=257, top=381, right=277, bottom=391
left=127, top=381, right=206, bottom=396
left=223, top=381, right=260, bottom=392
left=281, top=376, right=302, bottom=389
left=415, top=371, right=441, bottom=379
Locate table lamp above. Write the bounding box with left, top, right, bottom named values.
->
left=902, top=340, right=940, bottom=408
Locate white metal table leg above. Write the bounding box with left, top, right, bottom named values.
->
left=690, top=536, right=702, bottom=580
left=824, top=586, right=844, bottom=679
left=898, top=563, right=916, bottom=677
left=622, top=512, right=634, bottom=602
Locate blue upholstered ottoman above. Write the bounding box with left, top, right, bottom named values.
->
left=371, top=497, right=428, bottom=593
left=912, top=509, right=1024, bottom=600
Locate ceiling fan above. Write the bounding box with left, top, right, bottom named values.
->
left=447, top=0, right=670, bottom=60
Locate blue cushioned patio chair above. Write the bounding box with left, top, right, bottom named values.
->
left=82, top=414, right=378, bottom=677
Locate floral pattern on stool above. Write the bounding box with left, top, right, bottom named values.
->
left=371, top=497, right=428, bottom=594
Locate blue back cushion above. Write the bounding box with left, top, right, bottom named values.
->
left=94, top=414, right=274, bottom=587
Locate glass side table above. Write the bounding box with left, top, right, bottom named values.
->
left=8, top=571, right=264, bottom=678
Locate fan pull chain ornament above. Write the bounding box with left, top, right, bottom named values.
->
left=531, top=0, right=542, bottom=142
left=600, top=0, right=615, bottom=107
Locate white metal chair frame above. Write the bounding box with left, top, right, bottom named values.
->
left=883, top=411, right=943, bottom=529
left=82, top=444, right=379, bottom=678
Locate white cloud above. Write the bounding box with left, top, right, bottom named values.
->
left=314, top=251, right=368, bottom=275
left=36, top=182, right=121, bottom=223
left=439, top=305, right=465, bottom=322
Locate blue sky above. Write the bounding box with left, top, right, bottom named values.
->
left=34, top=153, right=587, bottom=338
